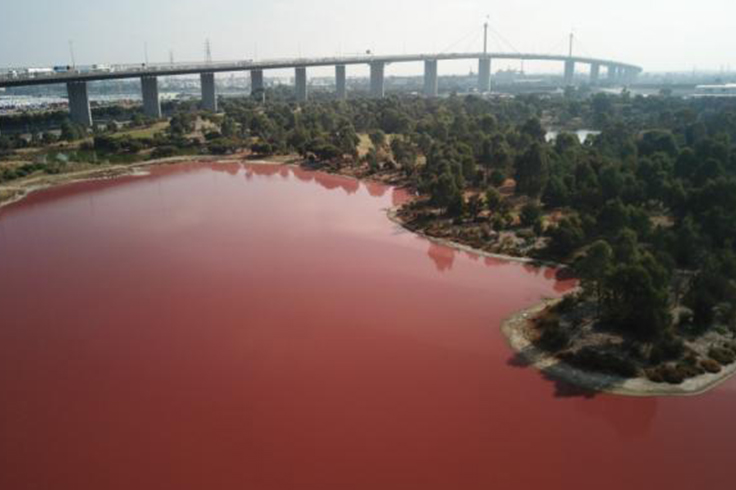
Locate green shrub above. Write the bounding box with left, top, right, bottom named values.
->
left=676, top=363, right=703, bottom=378
left=645, top=367, right=665, bottom=383
left=646, top=364, right=692, bottom=384
left=151, top=146, right=178, bottom=159
left=661, top=365, right=686, bottom=384
left=700, top=358, right=722, bottom=374
left=709, top=347, right=736, bottom=366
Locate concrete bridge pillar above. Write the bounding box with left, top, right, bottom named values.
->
left=621, top=68, right=637, bottom=85
left=66, top=81, right=92, bottom=127
left=590, top=63, right=600, bottom=85
left=607, top=65, right=618, bottom=84
left=370, top=61, right=385, bottom=98
left=564, top=59, right=576, bottom=86
left=423, top=59, right=438, bottom=97
left=251, top=69, right=264, bottom=97
left=295, top=67, right=308, bottom=102
left=200, top=72, right=217, bottom=112
left=141, top=76, right=161, bottom=119
left=478, top=57, right=492, bottom=93
left=335, top=65, right=347, bottom=100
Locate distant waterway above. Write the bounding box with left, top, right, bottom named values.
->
left=0, top=162, right=734, bottom=490
left=0, top=92, right=183, bottom=113
left=546, top=129, right=601, bottom=143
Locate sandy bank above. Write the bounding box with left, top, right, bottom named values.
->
left=501, top=299, right=736, bottom=397
left=385, top=208, right=567, bottom=269
left=0, top=155, right=257, bottom=209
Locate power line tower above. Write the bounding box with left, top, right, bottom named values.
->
left=68, top=40, right=76, bottom=68
left=568, top=31, right=574, bottom=58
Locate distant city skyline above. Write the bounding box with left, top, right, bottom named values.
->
left=1, top=0, right=735, bottom=75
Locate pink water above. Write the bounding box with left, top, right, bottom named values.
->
left=0, top=162, right=733, bottom=490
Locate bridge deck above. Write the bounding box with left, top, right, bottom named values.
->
left=0, top=52, right=642, bottom=88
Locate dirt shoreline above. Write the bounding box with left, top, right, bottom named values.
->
left=386, top=208, right=567, bottom=269
left=0, top=154, right=278, bottom=209
left=501, top=299, right=736, bottom=397
left=5, top=157, right=732, bottom=397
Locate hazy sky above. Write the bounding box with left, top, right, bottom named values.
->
left=1, top=0, right=734, bottom=75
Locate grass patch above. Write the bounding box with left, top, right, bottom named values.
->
left=111, top=121, right=169, bottom=140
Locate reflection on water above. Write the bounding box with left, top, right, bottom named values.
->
left=427, top=242, right=456, bottom=272
left=0, top=162, right=733, bottom=490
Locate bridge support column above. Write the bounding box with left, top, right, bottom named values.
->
left=66, top=81, right=92, bottom=127
left=423, top=60, right=438, bottom=97
left=590, top=63, right=600, bottom=86
left=335, top=65, right=347, bottom=100
left=478, top=57, right=492, bottom=93
left=370, top=61, right=385, bottom=98
left=607, top=65, right=618, bottom=84
left=564, top=60, right=575, bottom=86
left=141, top=76, right=161, bottom=119
left=295, top=67, right=308, bottom=102
left=200, top=72, right=217, bottom=112
left=621, top=68, right=637, bottom=85
left=251, top=69, right=264, bottom=97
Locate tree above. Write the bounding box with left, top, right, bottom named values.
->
left=520, top=203, right=542, bottom=228
left=542, top=176, right=569, bottom=208
left=369, top=130, right=386, bottom=149
left=520, top=117, right=546, bottom=143
left=390, top=138, right=418, bottom=175
left=613, top=228, right=640, bottom=264
left=515, top=143, right=549, bottom=198
left=430, top=170, right=463, bottom=215
left=490, top=169, right=506, bottom=188
left=575, top=240, right=613, bottom=314
left=597, top=199, right=629, bottom=236
left=220, top=117, right=237, bottom=138
left=61, top=121, right=85, bottom=141
left=331, top=121, right=360, bottom=160
left=554, top=132, right=580, bottom=155
left=366, top=148, right=380, bottom=173
left=485, top=188, right=502, bottom=212
left=638, top=130, right=678, bottom=158
left=603, top=262, right=671, bottom=340
left=251, top=142, right=274, bottom=156
left=547, top=217, right=585, bottom=258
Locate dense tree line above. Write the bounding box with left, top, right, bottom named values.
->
left=213, top=92, right=736, bottom=345
left=4, top=91, right=736, bottom=349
